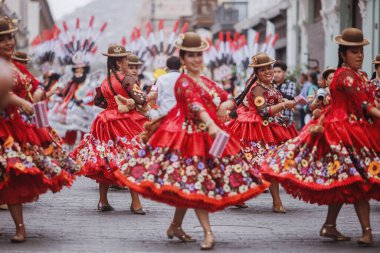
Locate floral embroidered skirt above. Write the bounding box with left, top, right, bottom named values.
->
left=72, top=109, right=148, bottom=186
left=119, top=118, right=270, bottom=212
left=227, top=107, right=298, bottom=164
left=261, top=120, right=380, bottom=205
left=0, top=114, right=80, bottom=205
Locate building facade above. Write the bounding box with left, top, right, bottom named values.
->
left=0, top=0, right=54, bottom=50
left=235, top=0, right=380, bottom=74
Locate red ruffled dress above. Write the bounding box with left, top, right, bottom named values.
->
left=262, top=67, right=380, bottom=205
left=227, top=81, right=298, bottom=166
left=120, top=74, right=270, bottom=212
left=72, top=73, right=148, bottom=186
left=0, top=61, right=80, bottom=205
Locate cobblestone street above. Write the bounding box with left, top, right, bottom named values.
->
left=1, top=178, right=379, bottom=252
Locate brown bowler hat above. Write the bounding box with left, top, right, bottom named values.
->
left=11, top=51, right=31, bottom=62
left=102, top=45, right=131, bottom=57
left=174, top=32, right=209, bottom=52
left=0, top=16, right=18, bottom=35
left=248, top=52, right=276, bottom=68
left=128, top=54, right=143, bottom=65
left=372, top=54, right=380, bottom=64
left=334, top=28, right=369, bottom=46
left=322, top=67, right=336, bottom=80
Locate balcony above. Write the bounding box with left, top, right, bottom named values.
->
left=212, top=1, right=248, bottom=33
left=191, top=0, right=218, bottom=29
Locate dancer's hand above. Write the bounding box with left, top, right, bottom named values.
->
left=20, top=100, right=33, bottom=114
left=46, top=86, right=61, bottom=98
left=217, top=107, right=229, bottom=122
left=375, top=99, right=380, bottom=110
left=207, top=121, right=221, bottom=138
left=283, top=100, right=296, bottom=109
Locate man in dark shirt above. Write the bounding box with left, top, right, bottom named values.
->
left=273, top=61, right=297, bottom=122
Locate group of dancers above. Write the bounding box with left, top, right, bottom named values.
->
left=1, top=14, right=380, bottom=250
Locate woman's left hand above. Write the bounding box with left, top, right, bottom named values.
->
left=217, top=107, right=229, bottom=122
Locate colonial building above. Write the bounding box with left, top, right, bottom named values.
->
left=0, top=0, right=54, bottom=50
left=235, top=0, right=380, bottom=74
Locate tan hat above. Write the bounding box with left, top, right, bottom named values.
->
left=128, top=54, right=143, bottom=65
left=372, top=54, right=380, bottom=64
left=334, top=28, right=369, bottom=46
left=11, top=51, right=31, bottom=62
left=248, top=52, right=276, bottom=68
left=174, top=32, right=209, bottom=52
left=322, top=67, right=336, bottom=80
left=102, top=45, right=131, bottom=57
left=0, top=16, right=18, bottom=35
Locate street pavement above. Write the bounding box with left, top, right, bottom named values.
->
left=1, top=177, right=380, bottom=253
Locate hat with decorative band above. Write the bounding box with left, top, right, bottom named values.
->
left=322, top=67, right=336, bottom=80
left=174, top=32, right=209, bottom=52
left=248, top=52, right=276, bottom=68
left=128, top=54, right=143, bottom=65
left=102, top=45, right=131, bottom=57
left=372, top=54, right=380, bottom=64
left=0, top=16, right=18, bottom=35
left=11, top=51, right=31, bottom=62
left=334, top=28, right=369, bottom=46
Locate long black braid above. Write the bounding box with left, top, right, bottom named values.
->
left=107, top=57, right=125, bottom=95
left=229, top=71, right=258, bottom=119
left=337, top=45, right=349, bottom=68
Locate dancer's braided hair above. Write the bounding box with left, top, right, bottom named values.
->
left=229, top=71, right=258, bottom=119
left=107, top=57, right=126, bottom=94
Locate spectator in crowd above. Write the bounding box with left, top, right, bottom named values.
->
left=273, top=61, right=297, bottom=122
left=297, top=73, right=312, bottom=128
left=147, top=56, right=181, bottom=119
left=309, top=68, right=335, bottom=112
left=304, top=71, right=319, bottom=124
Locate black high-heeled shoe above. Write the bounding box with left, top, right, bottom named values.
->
left=97, top=202, right=114, bottom=212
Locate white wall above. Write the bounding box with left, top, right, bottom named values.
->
left=28, top=1, right=40, bottom=44
left=247, top=0, right=285, bottom=18
left=362, top=0, right=380, bottom=74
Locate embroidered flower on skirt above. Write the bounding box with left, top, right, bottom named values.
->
left=265, top=137, right=380, bottom=185
left=122, top=145, right=264, bottom=199
left=75, top=134, right=141, bottom=166
left=0, top=139, right=80, bottom=184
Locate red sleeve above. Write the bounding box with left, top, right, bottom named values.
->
left=332, top=67, right=374, bottom=108
left=202, top=76, right=228, bottom=102
left=12, top=60, right=40, bottom=92
left=332, top=68, right=358, bottom=91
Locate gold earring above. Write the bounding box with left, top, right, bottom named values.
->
left=182, top=65, right=187, bottom=74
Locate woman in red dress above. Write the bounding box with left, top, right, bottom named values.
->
left=120, top=32, right=269, bottom=250
left=228, top=52, right=298, bottom=213
left=0, top=17, right=80, bottom=243
left=262, top=28, right=380, bottom=245
left=72, top=45, right=147, bottom=214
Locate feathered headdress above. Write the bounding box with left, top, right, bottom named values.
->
left=204, top=31, right=279, bottom=81
left=120, top=20, right=189, bottom=76
left=31, top=16, right=107, bottom=73
left=58, top=16, right=107, bottom=67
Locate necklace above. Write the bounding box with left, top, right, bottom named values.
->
left=188, top=74, right=212, bottom=93
left=258, top=81, right=273, bottom=89
left=188, top=74, right=221, bottom=107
